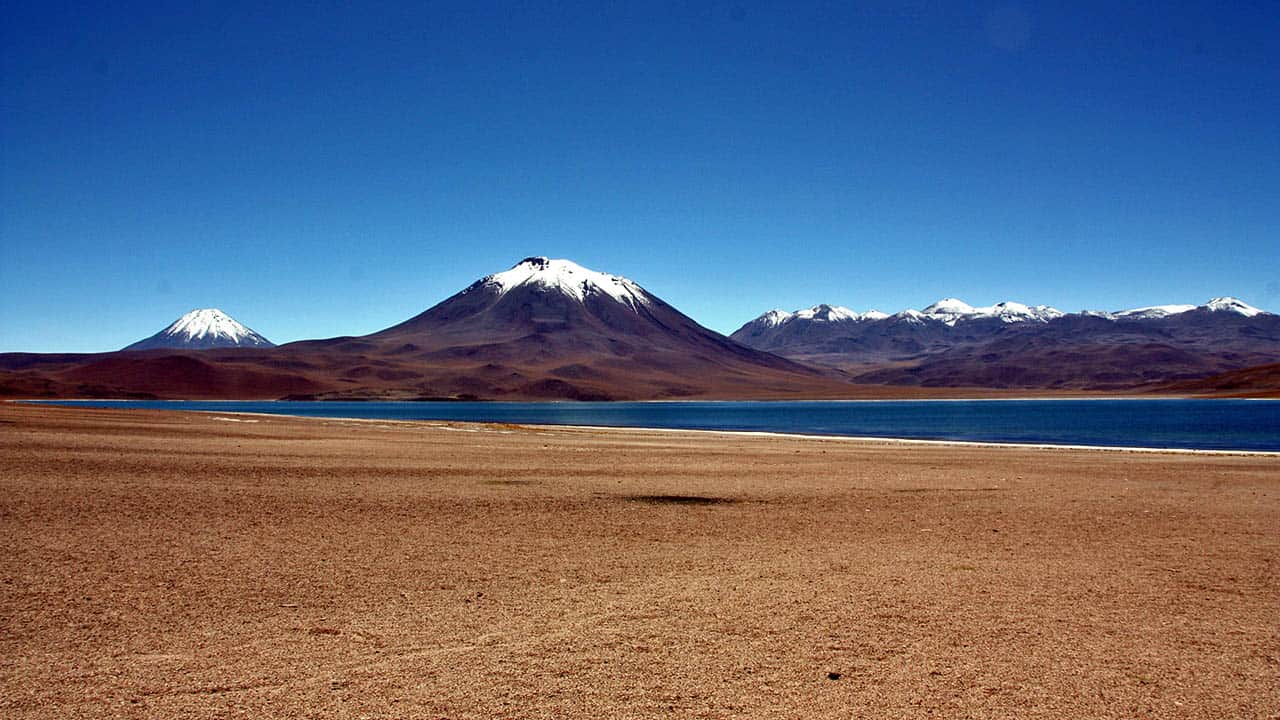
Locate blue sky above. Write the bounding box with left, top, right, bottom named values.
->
left=2, top=1, right=1277, bottom=351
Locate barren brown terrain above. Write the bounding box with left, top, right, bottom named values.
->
left=1159, top=362, right=1280, bottom=398
left=2, top=402, right=1278, bottom=718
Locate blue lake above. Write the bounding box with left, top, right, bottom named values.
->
left=33, top=399, right=1280, bottom=451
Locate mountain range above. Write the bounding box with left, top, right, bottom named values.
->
left=0, top=258, right=847, bottom=400
left=2, top=258, right=1277, bottom=399
left=730, top=296, right=1280, bottom=390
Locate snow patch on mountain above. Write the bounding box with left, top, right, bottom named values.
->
left=794, top=304, right=860, bottom=322
left=975, top=301, right=1065, bottom=323
left=475, top=257, right=651, bottom=311
left=751, top=305, right=890, bottom=327
left=921, top=298, right=975, bottom=324
left=1111, top=298, right=1266, bottom=319
left=757, top=309, right=793, bottom=328
left=922, top=298, right=1062, bottom=325
left=747, top=295, right=1269, bottom=331
left=1115, top=304, right=1197, bottom=320
left=892, top=309, right=927, bottom=324
left=1203, top=297, right=1263, bottom=317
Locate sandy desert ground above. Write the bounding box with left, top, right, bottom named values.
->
left=1, top=402, right=1277, bottom=719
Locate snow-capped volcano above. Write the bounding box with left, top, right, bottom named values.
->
left=343, top=256, right=833, bottom=399
left=124, top=308, right=274, bottom=351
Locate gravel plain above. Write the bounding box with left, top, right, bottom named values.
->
left=2, top=403, right=1277, bottom=719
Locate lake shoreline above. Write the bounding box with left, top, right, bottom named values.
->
left=17, top=396, right=1280, bottom=453
left=171, top=407, right=1280, bottom=457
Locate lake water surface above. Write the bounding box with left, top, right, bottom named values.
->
left=35, top=399, right=1280, bottom=452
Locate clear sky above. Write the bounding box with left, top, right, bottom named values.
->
left=2, top=1, right=1277, bottom=352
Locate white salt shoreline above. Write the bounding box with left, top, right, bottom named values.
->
left=15, top=401, right=1278, bottom=457
left=195, top=409, right=1280, bottom=457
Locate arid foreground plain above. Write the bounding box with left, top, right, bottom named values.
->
left=2, top=403, right=1277, bottom=719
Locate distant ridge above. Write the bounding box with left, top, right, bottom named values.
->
left=738, top=296, right=1266, bottom=340
left=731, top=296, right=1280, bottom=390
